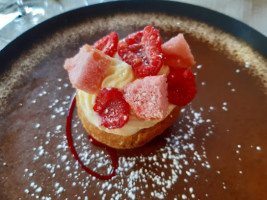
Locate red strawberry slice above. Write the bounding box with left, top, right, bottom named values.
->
left=118, top=26, right=163, bottom=77
left=93, top=32, right=119, bottom=57
left=162, top=33, right=195, bottom=68
left=93, top=88, right=130, bottom=129
left=167, top=68, right=197, bottom=106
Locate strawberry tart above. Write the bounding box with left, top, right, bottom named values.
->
left=64, top=26, right=197, bottom=149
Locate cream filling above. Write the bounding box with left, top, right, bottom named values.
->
left=77, top=58, right=176, bottom=136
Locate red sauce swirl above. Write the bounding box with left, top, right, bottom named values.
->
left=66, top=94, right=118, bottom=180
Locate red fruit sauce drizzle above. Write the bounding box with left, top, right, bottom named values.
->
left=66, top=94, right=118, bottom=180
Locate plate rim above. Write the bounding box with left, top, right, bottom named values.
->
left=0, top=0, right=266, bottom=75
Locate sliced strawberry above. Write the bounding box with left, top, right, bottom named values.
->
left=93, top=32, right=119, bottom=57
left=167, top=68, right=197, bottom=106
left=118, top=26, right=163, bottom=77
left=93, top=88, right=130, bottom=129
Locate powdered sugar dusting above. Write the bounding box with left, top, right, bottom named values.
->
left=17, top=81, right=219, bottom=199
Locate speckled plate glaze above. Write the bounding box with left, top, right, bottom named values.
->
left=0, top=1, right=266, bottom=199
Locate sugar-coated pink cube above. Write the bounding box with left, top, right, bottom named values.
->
left=162, top=33, right=195, bottom=68
left=124, top=75, right=168, bottom=120
left=64, top=45, right=112, bottom=94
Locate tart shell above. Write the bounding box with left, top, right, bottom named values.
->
left=76, top=91, right=181, bottom=149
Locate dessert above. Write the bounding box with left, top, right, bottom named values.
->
left=64, top=26, right=196, bottom=149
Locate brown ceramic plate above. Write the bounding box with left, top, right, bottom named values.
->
left=0, top=1, right=266, bottom=199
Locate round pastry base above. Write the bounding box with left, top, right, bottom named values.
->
left=76, top=92, right=181, bottom=149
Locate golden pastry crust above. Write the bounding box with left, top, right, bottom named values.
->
left=76, top=92, right=181, bottom=149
